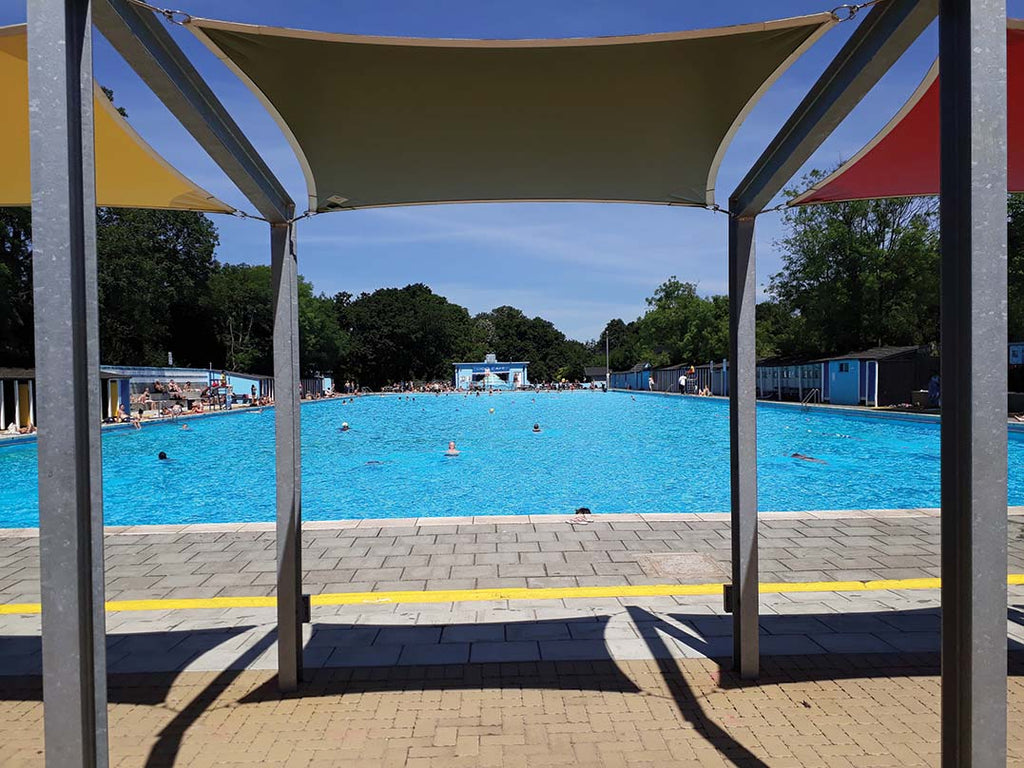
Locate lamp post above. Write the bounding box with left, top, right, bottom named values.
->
left=605, top=332, right=610, bottom=391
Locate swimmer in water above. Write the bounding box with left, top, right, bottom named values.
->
left=340, top=422, right=350, bottom=432
left=532, top=423, right=541, bottom=433
left=791, top=453, right=825, bottom=464
left=180, top=424, right=190, bottom=431
left=445, top=441, right=460, bottom=457
left=158, top=451, right=168, bottom=460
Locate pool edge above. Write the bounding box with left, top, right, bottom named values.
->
left=1, top=506, right=1022, bottom=538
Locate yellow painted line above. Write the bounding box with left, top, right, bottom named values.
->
left=1, top=575, right=1022, bottom=615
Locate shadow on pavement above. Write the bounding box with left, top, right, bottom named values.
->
left=1, top=607, right=1023, bottom=767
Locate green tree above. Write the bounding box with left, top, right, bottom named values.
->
left=298, top=280, right=348, bottom=376
left=96, top=208, right=220, bottom=367
left=344, top=284, right=476, bottom=387
left=205, top=264, right=273, bottom=373
left=593, top=318, right=641, bottom=372
left=0, top=208, right=33, bottom=366
left=473, top=305, right=572, bottom=382
left=770, top=170, right=940, bottom=355
left=1008, top=194, right=1024, bottom=340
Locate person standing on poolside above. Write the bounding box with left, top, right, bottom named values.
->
left=678, top=372, right=687, bottom=394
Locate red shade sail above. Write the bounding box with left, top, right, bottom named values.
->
left=791, top=21, right=1024, bottom=206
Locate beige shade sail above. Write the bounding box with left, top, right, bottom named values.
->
left=191, top=15, right=833, bottom=212
left=0, top=25, right=232, bottom=212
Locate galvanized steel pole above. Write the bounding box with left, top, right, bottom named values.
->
left=727, top=214, right=759, bottom=679
left=272, top=221, right=304, bottom=691
left=938, top=0, right=1008, bottom=763
left=28, top=0, right=109, bottom=763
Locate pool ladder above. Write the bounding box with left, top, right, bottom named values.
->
left=800, top=388, right=821, bottom=411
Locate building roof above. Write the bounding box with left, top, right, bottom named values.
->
left=453, top=361, right=529, bottom=366
left=0, top=367, right=122, bottom=380
left=611, top=362, right=652, bottom=374
left=756, top=354, right=820, bottom=366
left=191, top=14, right=831, bottom=211
left=816, top=346, right=922, bottom=363
left=0, top=25, right=232, bottom=212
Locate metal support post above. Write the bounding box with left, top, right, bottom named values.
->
left=938, top=0, right=1007, bottom=764
left=271, top=221, right=303, bottom=691
left=728, top=214, right=758, bottom=679
left=28, top=0, right=109, bottom=764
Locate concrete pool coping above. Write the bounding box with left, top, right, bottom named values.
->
left=1, top=505, right=1022, bottom=538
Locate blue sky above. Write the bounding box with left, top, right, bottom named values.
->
left=4, top=1, right=1019, bottom=340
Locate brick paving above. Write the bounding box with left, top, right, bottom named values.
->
left=1, top=655, right=1022, bottom=767
left=2, top=509, right=1024, bottom=765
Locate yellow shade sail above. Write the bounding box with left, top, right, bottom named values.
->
left=0, top=24, right=233, bottom=213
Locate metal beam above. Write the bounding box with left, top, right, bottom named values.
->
left=272, top=221, right=303, bottom=691
left=29, top=0, right=109, bottom=764
left=93, top=0, right=293, bottom=223
left=938, top=0, right=1007, bottom=763
left=727, top=215, right=759, bottom=679
left=730, top=0, right=938, bottom=218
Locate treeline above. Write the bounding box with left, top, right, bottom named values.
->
left=602, top=179, right=1024, bottom=371
left=0, top=207, right=591, bottom=386
left=3, top=172, right=1024, bottom=386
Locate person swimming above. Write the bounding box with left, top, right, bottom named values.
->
left=791, top=453, right=825, bottom=464
left=532, top=423, right=541, bottom=433
left=180, top=424, right=190, bottom=431
left=445, top=441, right=460, bottom=457
left=158, top=451, right=168, bottom=460
left=340, top=422, right=350, bottom=432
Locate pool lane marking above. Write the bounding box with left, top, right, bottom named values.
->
left=2, top=574, right=1024, bottom=615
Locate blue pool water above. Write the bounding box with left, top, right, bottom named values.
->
left=1, top=391, right=1022, bottom=527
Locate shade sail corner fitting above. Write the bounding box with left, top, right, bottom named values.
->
left=190, top=14, right=835, bottom=212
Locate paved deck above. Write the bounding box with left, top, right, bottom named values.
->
left=3, top=509, right=1023, bottom=605
left=2, top=656, right=1023, bottom=767
left=2, top=509, right=1023, bottom=766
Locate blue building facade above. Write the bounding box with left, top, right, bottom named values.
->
left=453, top=354, right=529, bottom=390
left=609, top=362, right=652, bottom=390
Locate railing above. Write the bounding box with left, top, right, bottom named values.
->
left=800, top=388, right=821, bottom=410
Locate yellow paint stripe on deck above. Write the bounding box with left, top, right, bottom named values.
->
left=1, top=574, right=1022, bottom=615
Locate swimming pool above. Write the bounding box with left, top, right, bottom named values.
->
left=1, top=391, right=1022, bottom=527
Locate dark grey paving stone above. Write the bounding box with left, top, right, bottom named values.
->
left=506, top=622, right=570, bottom=641
left=398, top=643, right=469, bottom=665
left=325, top=645, right=401, bottom=667
left=375, top=626, right=442, bottom=646
left=873, top=632, right=939, bottom=652
left=308, top=627, right=380, bottom=647
left=470, top=641, right=540, bottom=663
left=440, top=624, right=505, bottom=643
left=758, top=635, right=827, bottom=655
left=810, top=633, right=897, bottom=653
left=539, top=640, right=609, bottom=661
left=818, top=615, right=897, bottom=634
left=760, top=616, right=832, bottom=635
